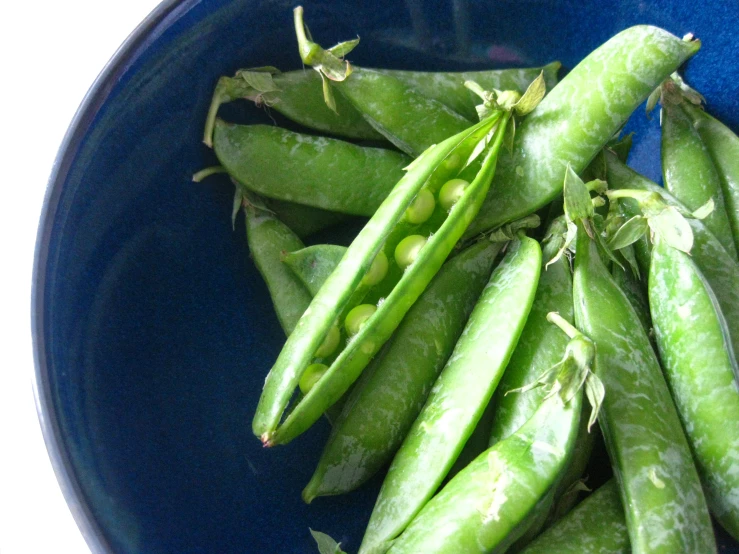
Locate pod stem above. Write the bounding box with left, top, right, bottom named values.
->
left=547, top=312, right=579, bottom=339
left=192, top=165, right=227, bottom=182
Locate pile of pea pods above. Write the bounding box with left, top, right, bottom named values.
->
left=198, top=7, right=739, bottom=553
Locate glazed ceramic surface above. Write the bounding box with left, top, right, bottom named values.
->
left=33, top=0, right=739, bottom=551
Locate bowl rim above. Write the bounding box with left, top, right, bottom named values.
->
left=31, top=1, right=194, bottom=551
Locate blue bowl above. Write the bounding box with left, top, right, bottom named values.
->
left=33, top=0, right=739, bottom=552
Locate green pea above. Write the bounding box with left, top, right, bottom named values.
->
left=466, top=26, right=701, bottom=237
left=314, top=325, right=340, bottom=358
left=661, top=93, right=737, bottom=258
left=572, top=220, right=716, bottom=552
left=344, top=304, right=377, bottom=337
left=404, top=189, right=435, bottom=224
left=362, top=251, right=389, bottom=286
left=520, top=480, right=629, bottom=554
left=393, top=235, right=427, bottom=270
left=299, top=364, right=328, bottom=395
left=438, top=178, right=470, bottom=211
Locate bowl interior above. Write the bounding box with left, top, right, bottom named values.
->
left=35, top=0, right=739, bottom=552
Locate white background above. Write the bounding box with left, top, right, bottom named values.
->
left=1, top=2, right=160, bottom=552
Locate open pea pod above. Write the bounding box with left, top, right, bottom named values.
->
left=520, top=479, right=629, bottom=554
left=571, top=174, right=716, bottom=551
left=649, top=236, right=739, bottom=540
left=385, top=322, right=597, bottom=554
left=253, top=110, right=511, bottom=446
left=204, top=62, right=560, bottom=144
left=660, top=82, right=737, bottom=258
left=465, top=25, right=700, bottom=237
left=213, top=122, right=409, bottom=216
left=604, top=150, right=739, bottom=365
left=684, top=102, right=739, bottom=254
left=303, top=238, right=503, bottom=502
left=358, top=233, right=542, bottom=554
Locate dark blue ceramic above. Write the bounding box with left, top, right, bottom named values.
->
left=33, top=0, right=739, bottom=552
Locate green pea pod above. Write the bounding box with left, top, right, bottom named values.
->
left=302, top=239, right=502, bottom=502
left=684, top=102, right=739, bottom=253
left=661, top=95, right=737, bottom=257
left=358, top=234, right=541, bottom=554
left=488, top=218, right=573, bottom=445
left=573, top=222, right=716, bottom=553
left=520, top=480, right=629, bottom=554
left=611, top=263, right=651, bottom=336
left=649, top=236, right=739, bottom=540
left=466, top=26, right=700, bottom=237
left=604, top=150, right=739, bottom=365
left=254, top=112, right=509, bottom=445
left=204, top=63, right=560, bottom=145
left=385, top=331, right=590, bottom=554
left=263, top=199, right=352, bottom=239
left=294, top=8, right=471, bottom=157
left=244, top=194, right=311, bottom=335
left=283, top=245, right=348, bottom=296
left=213, top=122, right=410, bottom=216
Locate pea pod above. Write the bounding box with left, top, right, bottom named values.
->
left=573, top=219, right=716, bottom=553
left=385, top=324, right=594, bottom=554
left=253, top=111, right=510, bottom=446
left=214, top=122, right=409, bottom=216
left=611, top=263, right=651, bottom=336
left=465, top=26, right=700, bottom=237
left=204, top=62, right=560, bottom=144
left=302, top=239, right=502, bottom=502
left=244, top=193, right=312, bottom=335
left=263, top=198, right=352, bottom=238
left=283, top=245, right=348, bottom=296
left=294, top=7, right=472, bottom=157
left=520, top=480, right=629, bottom=554
left=684, top=102, right=739, bottom=253
left=660, top=87, right=737, bottom=257
left=358, top=233, right=542, bottom=554
left=649, top=236, right=739, bottom=540
left=604, top=150, right=739, bottom=366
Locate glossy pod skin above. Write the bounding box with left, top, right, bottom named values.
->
left=244, top=196, right=312, bottom=335
left=520, top=480, right=629, bottom=554
left=253, top=114, right=507, bottom=446
left=465, top=26, right=700, bottom=237
left=684, top=102, right=739, bottom=253
left=283, top=245, right=348, bottom=296
left=302, top=239, right=502, bottom=502
left=611, top=263, right=651, bottom=337
left=206, top=63, right=559, bottom=143
left=573, top=222, right=716, bottom=553
left=213, top=121, right=409, bottom=216
left=649, top=236, right=739, bottom=540
left=660, top=96, right=737, bottom=257
left=386, top=356, right=582, bottom=554
left=263, top=198, right=351, bottom=239
left=604, top=150, right=739, bottom=365
left=358, top=234, right=541, bottom=554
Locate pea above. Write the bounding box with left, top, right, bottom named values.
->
left=314, top=325, right=340, bottom=358
left=394, top=235, right=427, bottom=269
left=298, top=364, right=328, bottom=395
left=362, top=251, right=389, bottom=286
left=404, top=189, right=435, bottom=224
left=344, top=304, right=377, bottom=337
left=438, top=178, right=470, bottom=211
left=465, top=26, right=701, bottom=237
